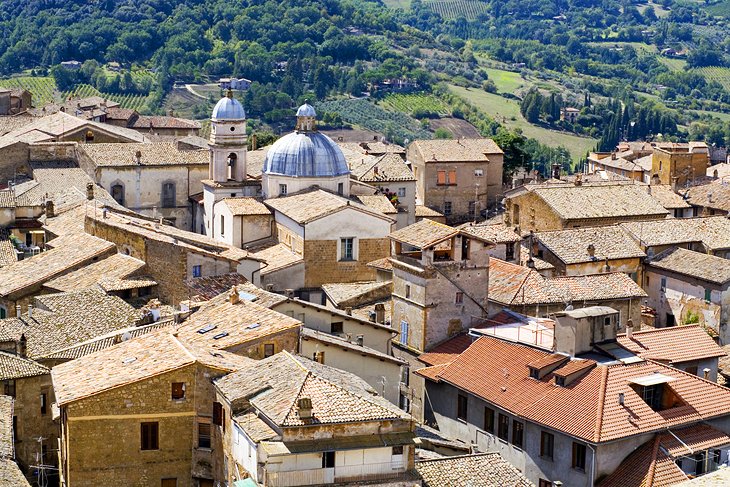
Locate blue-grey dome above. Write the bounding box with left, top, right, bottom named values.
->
left=212, top=96, right=245, bottom=121
left=264, top=132, right=349, bottom=177
left=296, top=103, right=316, bottom=117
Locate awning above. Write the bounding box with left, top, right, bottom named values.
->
left=629, top=373, right=676, bottom=387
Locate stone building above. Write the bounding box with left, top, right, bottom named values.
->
left=52, top=329, right=252, bottom=487
left=532, top=225, right=646, bottom=280
left=504, top=182, right=669, bottom=233
left=652, top=142, right=710, bottom=187
left=458, top=222, right=521, bottom=264
left=84, top=209, right=262, bottom=305
left=212, top=352, right=416, bottom=486
left=643, top=247, right=730, bottom=343
left=685, top=178, right=730, bottom=217
left=417, top=328, right=730, bottom=487
left=78, top=142, right=209, bottom=229
left=620, top=216, right=730, bottom=259
left=0, top=88, right=31, bottom=115
left=407, top=138, right=504, bottom=223
left=102, top=107, right=201, bottom=138
left=0, top=395, right=31, bottom=487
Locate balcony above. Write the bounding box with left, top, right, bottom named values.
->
left=264, top=461, right=414, bottom=487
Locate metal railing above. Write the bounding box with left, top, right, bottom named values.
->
left=264, top=461, right=408, bottom=487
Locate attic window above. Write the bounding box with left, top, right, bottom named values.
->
left=213, top=332, right=229, bottom=340
left=529, top=368, right=539, bottom=380
left=555, top=376, right=566, bottom=387
left=198, top=324, right=217, bottom=334
left=238, top=291, right=258, bottom=302
left=629, top=373, right=683, bottom=411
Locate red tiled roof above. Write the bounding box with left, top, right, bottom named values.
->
left=417, top=335, right=730, bottom=443
left=419, top=334, right=474, bottom=366
left=527, top=353, right=567, bottom=370
left=617, top=326, right=726, bottom=365
left=554, top=359, right=596, bottom=377
left=599, top=424, right=730, bottom=487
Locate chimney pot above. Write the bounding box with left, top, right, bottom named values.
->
left=86, top=182, right=94, bottom=200
left=618, top=392, right=625, bottom=406
left=626, top=319, right=634, bottom=339
left=28, top=304, right=33, bottom=318
left=15, top=305, right=21, bottom=317
left=703, top=368, right=711, bottom=380
left=45, top=200, right=55, bottom=218
left=229, top=286, right=240, bottom=305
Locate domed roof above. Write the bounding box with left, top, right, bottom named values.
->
left=296, top=103, right=317, bottom=117
left=212, top=95, right=245, bottom=121
left=263, top=131, right=349, bottom=178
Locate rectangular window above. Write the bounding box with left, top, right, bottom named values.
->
left=392, top=445, right=404, bottom=455
left=512, top=420, right=524, bottom=448
left=171, top=382, right=185, bottom=400
left=340, top=238, right=354, bottom=261
left=437, top=170, right=446, bottom=185
left=397, top=187, right=406, bottom=197
left=468, top=201, right=476, bottom=217
left=541, top=431, right=554, bottom=460
left=443, top=202, right=452, bottom=216
left=705, top=288, right=712, bottom=302
left=457, top=394, right=467, bottom=421
left=322, top=451, right=335, bottom=468
left=40, top=392, right=47, bottom=415
left=405, top=284, right=411, bottom=299
left=455, top=292, right=463, bottom=304
left=474, top=169, right=484, bottom=177
left=279, top=184, right=287, bottom=195
left=141, top=422, right=159, bottom=450
left=498, top=414, right=509, bottom=441
left=264, top=343, right=275, bottom=357
left=330, top=322, right=343, bottom=334
left=572, top=442, right=587, bottom=471
left=161, top=480, right=177, bottom=487
left=448, top=170, right=457, bottom=185
left=539, top=480, right=553, bottom=487
left=2, top=380, right=15, bottom=398
left=162, top=182, right=176, bottom=208
left=220, top=215, right=225, bottom=235
left=213, top=402, right=223, bottom=426
left=400, top=320, right=409, bottom=345
left=337, top=182, right=344, bottom=195
left=506, top=243, right=515, bottom=261
left=484, top=407, right=495, bottom=433
left=192, top=265, right=202, bottom=278
left=198, top=422, right=211, bottom=449
left=660, top=277, right=667, bottom=291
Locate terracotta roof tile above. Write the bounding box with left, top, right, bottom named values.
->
left=419, top=334, right=475, bottom=366
left=686, top=179, right=730, bottom=213
left=321, top=280, right=392, bottom=308
left=458, top=222, right=521, bottom=243
left=416, top=452, right=533, bottom=487
left=647, top=247, right=730, bottom=285
left=617, top=326, right=726, bottom=364
left=44, top=253, right=146, bottom=292
left=186, top=273, right=250, bottom=301
left=417, top=335, right=730, bottom=443
left=414, top=205, right=444, bottom=218
left=531, top=184, right=669, bottom=220
left=222, top=197, right=271, bottom=216
left=649, top=185, right=691, bottom=209
left=389, top=219, right=458, bottom=248
left=621, top=216, right=730, bottom=251
left=352, top=194, right=397, bottom=214
left=536, top=226, right=645, bottom=265
left=410, top=138, right=503, bottom=162
left=250, top=243, right=304, bottom=276
left=350, top=153, right=415, bottom=182
left=366, top=257, right=393, bottom=271
left=80, top=142, right=208, bottom=167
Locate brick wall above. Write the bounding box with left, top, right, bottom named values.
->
left=303, top=238, right=388, bottom=288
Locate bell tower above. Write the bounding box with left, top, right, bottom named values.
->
left=209, top=90, right=247, bottom=182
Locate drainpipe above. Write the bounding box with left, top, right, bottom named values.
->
left=587, top=442, right=597, bottom=487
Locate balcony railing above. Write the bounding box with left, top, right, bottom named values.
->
left=264, top=461, right=409, bottom=487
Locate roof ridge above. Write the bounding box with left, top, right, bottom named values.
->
left=0, top=350, right=50, bottom=370
left=644, top=435, right=662, bottom=487
left=170, top=332, right=198, bottom=364
left=415, top=452, right=498, bottom=464
left=593, top=365, right=609, bottom=442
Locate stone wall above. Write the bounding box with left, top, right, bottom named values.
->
left=0, top=141, right=30, bottom=184
left=303, top=238, right=388, bottom=288
left=14, top=373, right=57, bottom=472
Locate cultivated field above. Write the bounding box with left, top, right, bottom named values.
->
left=0, top=76, right=58, bottom=106
left=658, top=57, right=687, bottom=72
left=482, top=67, right=527, bottom=94
left=448, top=84, right=597, bottom=162
left=423, top=0, right=489, bottom=20
left=430, top=117, right=481, bottom=138
left=382, top=93, right=450, bottom=117
left=693, top=66, right=730, bottom=91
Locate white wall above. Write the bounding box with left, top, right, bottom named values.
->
left=305, top=207, right=392, bottom=241
left=263, top=173, right=350, bottom=199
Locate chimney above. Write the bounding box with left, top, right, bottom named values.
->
left=551, top=163, right=561, bottom=180
left=626, top=319, right=634, bottom=339
left=28, top=304, right=33, bottom=319
left=574, top=173, right=583, bottom=186
left=356, top=334, right=364, bottom=347
left=229, top=286, right=240, bottom=305
left=134, top=150, right=142, bottom=164
left=86, top=182, right=94, bottom=200
left=15, top=305, right=21, bottom=317
left=113, top=333, right=122, bottom=344
left=265, top=284, right=275, bottom=292
left=618, top=392, right=625, bottom=406
left=17, top=334, right=27, bottom=358
left=285, top=289, right=295, bottom=298
left=297, top=397, right=313, bottom=419
left=671, top=176, right=678, bottom=192
left=345, top=307, right=352, bottom=316
left=45, top=200, right=55, bottom=218
left=704, top=368, right=711, bottom=380
left=611, top=153, right=617, bottom=160
left=374, top=303, right=385, bottom=324
left=251, top=133, right=258, bottom=151
left=587, top=244, right=595, bottom=258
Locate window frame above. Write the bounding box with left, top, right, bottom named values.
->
left=330, top=322, right=344, bottom=334
left=483, top=407, right=495, bottom=433
left=455, top=292, right=464, bottom=304
left=171, top=382, right=185, bottom=400
left=141, top=422, right=159, bottom=451
left=572, top=442, right=587, bottom=471
left=497, top=414, right=509, bottom=441
left=197, top=421, right=212, bottom=450
left=263, top=343, right=275, bottom=358
left=279, top=184, right=288, bottom=196
left=340, top=237, right=355, bottom=261
left=161, top=181, right=176, bottom=208
left=512, top=420, right=524, bottom=448
left=192, top=265, right=202, bottom=278
left=456, top=394, right=468, bottom=421
left=443, top=201, right=452, bottom=216
left=540, top=431, right=554, bottom=460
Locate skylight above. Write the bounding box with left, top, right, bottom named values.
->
left=238, top=291, right=258, bottom=302
left=122, top=357, right=137, bottom=364
left=213, top=332, right=229, bottom=340
left=246, top=323, right=261, bottom=330
left=198, top=324, right=217, bottom=334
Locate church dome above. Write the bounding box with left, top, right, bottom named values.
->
left=296, top=103, right=317, bottom=117
left=212, top=94, right=245, bottom=121
left=263, top=131, right=349, bottom=177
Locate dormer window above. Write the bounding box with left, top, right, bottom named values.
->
left=529, top=368, right=539, bottom=380
left=629, top=373, right=684, bottom=412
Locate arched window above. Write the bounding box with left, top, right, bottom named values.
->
left=161, top=181, right=176, bottom=208
left=111, top=183, right=125, bottom=205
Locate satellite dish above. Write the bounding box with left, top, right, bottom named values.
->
left=121, top=332, right=132, bottom=342
left=565, top=304, right=574, bottom=311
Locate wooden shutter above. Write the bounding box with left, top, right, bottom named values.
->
left=437, top=171, right=446, bottom=185
left=448, top=170, right=457, bottom=185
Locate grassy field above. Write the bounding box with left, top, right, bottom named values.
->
left=382, top=0, right=411, bottom=9
left=382, top=93, right=450, bottom=116
left=658, top=57, right=687, bottom=71
left=704, top=0, right=730, bottom=17
left=423, top=0, right=489, bottom=20
left=694, top=66, right=730, bottom=91
left=691, top=110, right=730, bottom=122
left=448, top=84, right=597, bottom=162
left=587, top=42, right=657, bottom=55
left=0, top=76, right=58, bottom=106
left=482, top=67, right=527, bottom=94
left=637, top=2, right=672, bottom=18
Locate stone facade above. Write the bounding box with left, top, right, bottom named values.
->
left=11, top=373, right=57, bottom=473
left=652, top=146, right=709, bottom=187
left=303, top=238, right=388, bottom=288
left=59, top=365, right=223, bottom=487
